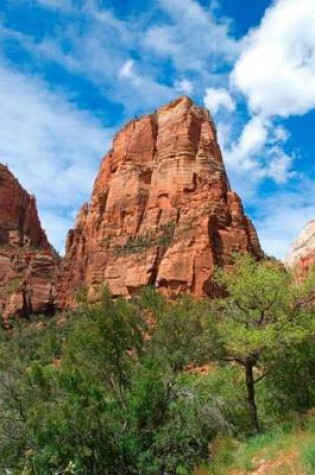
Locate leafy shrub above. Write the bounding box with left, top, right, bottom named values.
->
left=0, top=258, right=314, bottom=474
left=0, top=291, right=228, bottom=474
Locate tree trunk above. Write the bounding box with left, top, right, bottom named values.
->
left=245, top=360, right=260, bottom=434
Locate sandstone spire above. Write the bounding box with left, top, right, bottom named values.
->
left=59, top=96, right=263, bottom=305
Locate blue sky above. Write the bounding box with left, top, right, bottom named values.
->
left=0, top=0, right=314, bottom=259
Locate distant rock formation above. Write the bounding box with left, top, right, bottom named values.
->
left=0, top=164, right=58, bottom=321
left=59, top=96, right=263, bottom=307
left=285, top=220, right=315, bottom=277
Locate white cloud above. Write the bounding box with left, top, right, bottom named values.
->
left=144, top=0, right=238, bottom=72
left=0, top=9, right=176, bottom=113
left=0, top=61, right=111, bottom=253
left=232, top=0, right=315, bottom=117
left=220, top=0, right=314, bottom=204
left=174, top=79, right=194, bottom=95
left=204, top=87, right=235, bottom=114
left=119, top=59, right=135, bottom=79
left=118, top=59, right=140, bottom=85
left=217, top=116, right=295, bottom=201
left=273, top=126, right=289, bottom=143
left=0, top=0, right=239, bottom=115
left=266, top=148, right=296, bottom=184
left=230, top=116, right=269, bottom=161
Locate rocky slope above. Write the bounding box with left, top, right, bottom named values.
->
left=0, top=164, right=58, bottom=320
left=59, top=96, right=263, bottom=306
left=285, top=220, right=315, bottom=277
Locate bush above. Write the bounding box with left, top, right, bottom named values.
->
left=0, top=268, right=314, bottom=474
left=0, top=291, right=227, bottom=474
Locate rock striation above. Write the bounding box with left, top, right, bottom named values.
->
left=0, top=164, right=58, bottom=321
left=59, top=96, right=263, bottom=306
left=285, top=220, right=315, bottom=277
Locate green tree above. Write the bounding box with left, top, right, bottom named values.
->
left=0, top=290, right=229, bottom=474
left=149, top=296, right=218, bottom=373
left=213, top=254, right=315, bottom=434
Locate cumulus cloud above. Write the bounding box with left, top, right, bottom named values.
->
left=220, top=0, right=314, bottom=200
left=0, top=8, right=176, bottom=114
left=174, top=79, right=194, bottom=95
left=0, top=0, right=239, bottom=114
left=204, top=87, right=235, bottom=114
left=217, top=116, right=295, bottom=201
left=232, top=0, right=315, bottom=117
left=144, top=0, right=238, bottom=72
left=0, top=61, right=110, bottom=252
left=228, top=117, right=269, bottom=165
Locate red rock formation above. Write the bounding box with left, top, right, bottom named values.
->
left=285, top=220, right=315, bottom=278
left=0, top=164, right=58, bottom=320
left=60, top=96, right=263, bottom=306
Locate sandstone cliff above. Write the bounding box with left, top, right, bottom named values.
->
left=59, top=96, right=263, bottom=306
left=285, top=220, right=315, bottom=277
left=0, top=164, right=58, bottom=320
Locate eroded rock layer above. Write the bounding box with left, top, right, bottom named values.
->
left=60, top=96, right=263, bottom=306
left=0, top=164, right=58, bottom=320
left=285, top=220, right=315, bottom=277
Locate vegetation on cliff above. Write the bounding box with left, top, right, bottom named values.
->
left=0, top=256, right=314, bottom=474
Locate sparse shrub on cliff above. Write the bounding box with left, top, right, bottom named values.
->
left=113, top=220, right=176, bottom=256
left=155, top=221, right=176, bottom=248
left=2, top=276, right=22, bottom=296
left=116, top=234, right=153, bottom=255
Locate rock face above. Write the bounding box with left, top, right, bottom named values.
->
left=285, top=220, right=315, bottom=277
left=60, top=96, right=263, bottom=306
left=0, top=164, right=58, bottom=320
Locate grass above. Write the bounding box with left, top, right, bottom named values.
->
left=197, top=413, right=315, bottom=475
left=302, top=443, right=315, bottom=473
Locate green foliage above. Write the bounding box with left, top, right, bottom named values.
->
left=125, top=363, right=228, bottom=475
left=212, top=254, right=315, bottom=433
left=0, top=290, right=228, bottom=474
left=2, top=276, right=22, bottom=296
left=302, top=444, right=315, bottom=473
left=214, top=255, right=296, bottom=358
left=74, top=282, right=89, bottom=304
left=114, top=220, right=176, bottom=255
left=150, top=297, right=219, bottom=373
left=155, top=221, right=176, bottom=248
left=202, top=365, right=250, bottom=435
left=115, top=234, right=153, bottom=255
left=259, top=339, right=315, bottom=420
left=0, top=256, right=314, bottom=473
